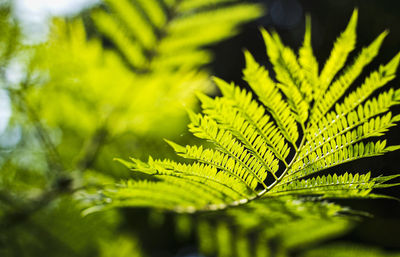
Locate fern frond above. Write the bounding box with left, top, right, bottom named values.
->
left=168, top=141, right=258, bottom=193
left=105, top=159, right=252, bottom=211
left=187, top=111, right=271, bottom=188
left=299, top=15, right=319, bottom=98
left=285, top=88, right=400, bottom=183
left=333, top=52, right=400, bottom=119
left=101, top=0, right=158, bottom=50
left=140, top=158, right=250, bottom=199
left=211, top=78, right=291, bottom=163
left=310, top=30, right=388, bottom=124
left=242, top=52, right=300, bottom=146
left=269, top=172, right=388, bottom=198
left=134, top=0, right=166, bottom=29
left=317, top=9, right=358, bottom=97
left=303, top=89, right=400, bottom=160
left=285, top=140, right=394, bottom=183
left=92, top=0, right=263, bottom=70
left=373, top=174, right=400, bottom=188
left=165, top=141, right=259, bottom=193
left=91, top=10, right=148, bottom=68
left=197, top=92, right=285, bottom=171
left=260, top=29, right=311, bottom=123
left=89, top=10, right=400, bottom=213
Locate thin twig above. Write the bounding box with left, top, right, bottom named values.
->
left=76, top=126, right=108, bottom=172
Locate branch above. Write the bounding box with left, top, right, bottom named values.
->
left=76, top=126, right=108, bottom=172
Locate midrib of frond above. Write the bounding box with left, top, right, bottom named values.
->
left=212, top=113, right=280, bottom=180
left=306, top=100, right=385, bottom=154
left=303, top=85, right=399, bottom=163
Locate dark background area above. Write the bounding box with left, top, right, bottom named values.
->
left=210, top=0, right=400, bottom=253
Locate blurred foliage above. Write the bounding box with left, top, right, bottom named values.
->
left=193, top=197, right=353, bottom=257
left=22, top=0, right=264, bottom=178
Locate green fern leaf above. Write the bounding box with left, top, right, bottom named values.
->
left=268, top=172, right=396, bottom=199
left=92, top=0, right=263, bottom=70
left=88, top=10, right=400, bottom=213
left=310, top=30, right=388, bottom=124
left=261, top=28, right=311, bottom=123
left=299, top=15, right=319, bottom=99
left=317, top=9, right=358, bottom=97
left=242, top=53, right=300, bottom=145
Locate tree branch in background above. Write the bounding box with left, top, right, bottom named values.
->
left=76, top=126, right=108, bottom=172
